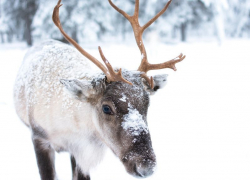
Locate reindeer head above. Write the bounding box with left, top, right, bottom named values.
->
left=53, top=0, right=185, bottom=178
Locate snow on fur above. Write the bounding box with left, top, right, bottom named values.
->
left=14, top=40, right=104, bottom=110
left=119, top=93, right=127, bottom=102
left=122, top=104, right=148, bottom=136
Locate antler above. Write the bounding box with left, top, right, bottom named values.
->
left=52, top=0, right=132, bottom=85
left=109, top=0, right=186, bottom=88
left=98, top=47, right=132, bottom=85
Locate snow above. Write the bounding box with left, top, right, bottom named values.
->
left=119, top=93, right=127, bottom=102
left=141, top=53, right=144, bottom=60
left=152, top=74, right=168, bottom=90
left=1, top=39, right=250, bottom=180
left=122, top=104, right=148, bottom=136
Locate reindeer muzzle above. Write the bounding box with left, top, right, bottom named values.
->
left=122, top=150, right=156, bottom=178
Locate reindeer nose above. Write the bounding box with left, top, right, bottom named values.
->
left=122, top=151, right=156, bottom=178
left=134, top=158, right=156, bottom=178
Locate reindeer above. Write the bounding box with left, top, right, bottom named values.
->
left=14, top=0, right=185, bottom=179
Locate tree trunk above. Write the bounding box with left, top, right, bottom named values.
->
left=24, top=0, right=38, bottom=46
left=0, top=32, right=4, bottom=43
left=71, top=24, right=78, bottom=43
left=25, top=17, right=33, bottom=46
left=180, top=22, right=187, bottom=42
left=7, top=31, right=13, bottom=43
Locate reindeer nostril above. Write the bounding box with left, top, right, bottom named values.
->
left=122, top=156, right=128, bottom=163
left=134, top=163, right=143, bottom=177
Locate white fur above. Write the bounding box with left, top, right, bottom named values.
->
left=14, top=40, right=107, bottom=173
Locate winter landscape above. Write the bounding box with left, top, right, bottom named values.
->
left=1, top=0, right=250, bottom=180
left=1, top=39, right=250, bottom=180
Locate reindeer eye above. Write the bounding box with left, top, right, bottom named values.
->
left=102, top=105, right=113, bottom=115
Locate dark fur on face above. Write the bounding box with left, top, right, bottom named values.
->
left=94, top=70, right=156, bottom=178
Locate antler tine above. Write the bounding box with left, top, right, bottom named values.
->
left=108, top=0, right=131, bottom=20
left=52, top=0, right=132, bottom=85
left=98, top=47, right=133, bottom=85
left=140, top=53, right=186, bottom=73
left=142, top=0, right=172, bottom=32
left=141, top=73, right=154, bottom=89
left=134, top=0, right=140, bottom=18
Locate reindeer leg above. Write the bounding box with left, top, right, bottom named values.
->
left=32, top=137, right=56, bottom=180
left=71, top=155, right=90, bottom=180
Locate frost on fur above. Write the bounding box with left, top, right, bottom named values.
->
left=153, top=74, right=168, bottom=90
left=122, top=105, right=148, bottom=136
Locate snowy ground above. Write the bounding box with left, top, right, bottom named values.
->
left=0, top=39, right=250, bottom=180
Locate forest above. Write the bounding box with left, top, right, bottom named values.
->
left=0, top=0, right=249, bottom=46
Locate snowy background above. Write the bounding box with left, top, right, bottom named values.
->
left=0, top=0, right=250, bottom=180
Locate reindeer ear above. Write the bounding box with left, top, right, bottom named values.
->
left=143, top=74, right=168, bottom=94
left=60, top=78, right=105, bottom=100
left=152, top=74, right=168, bottom=91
